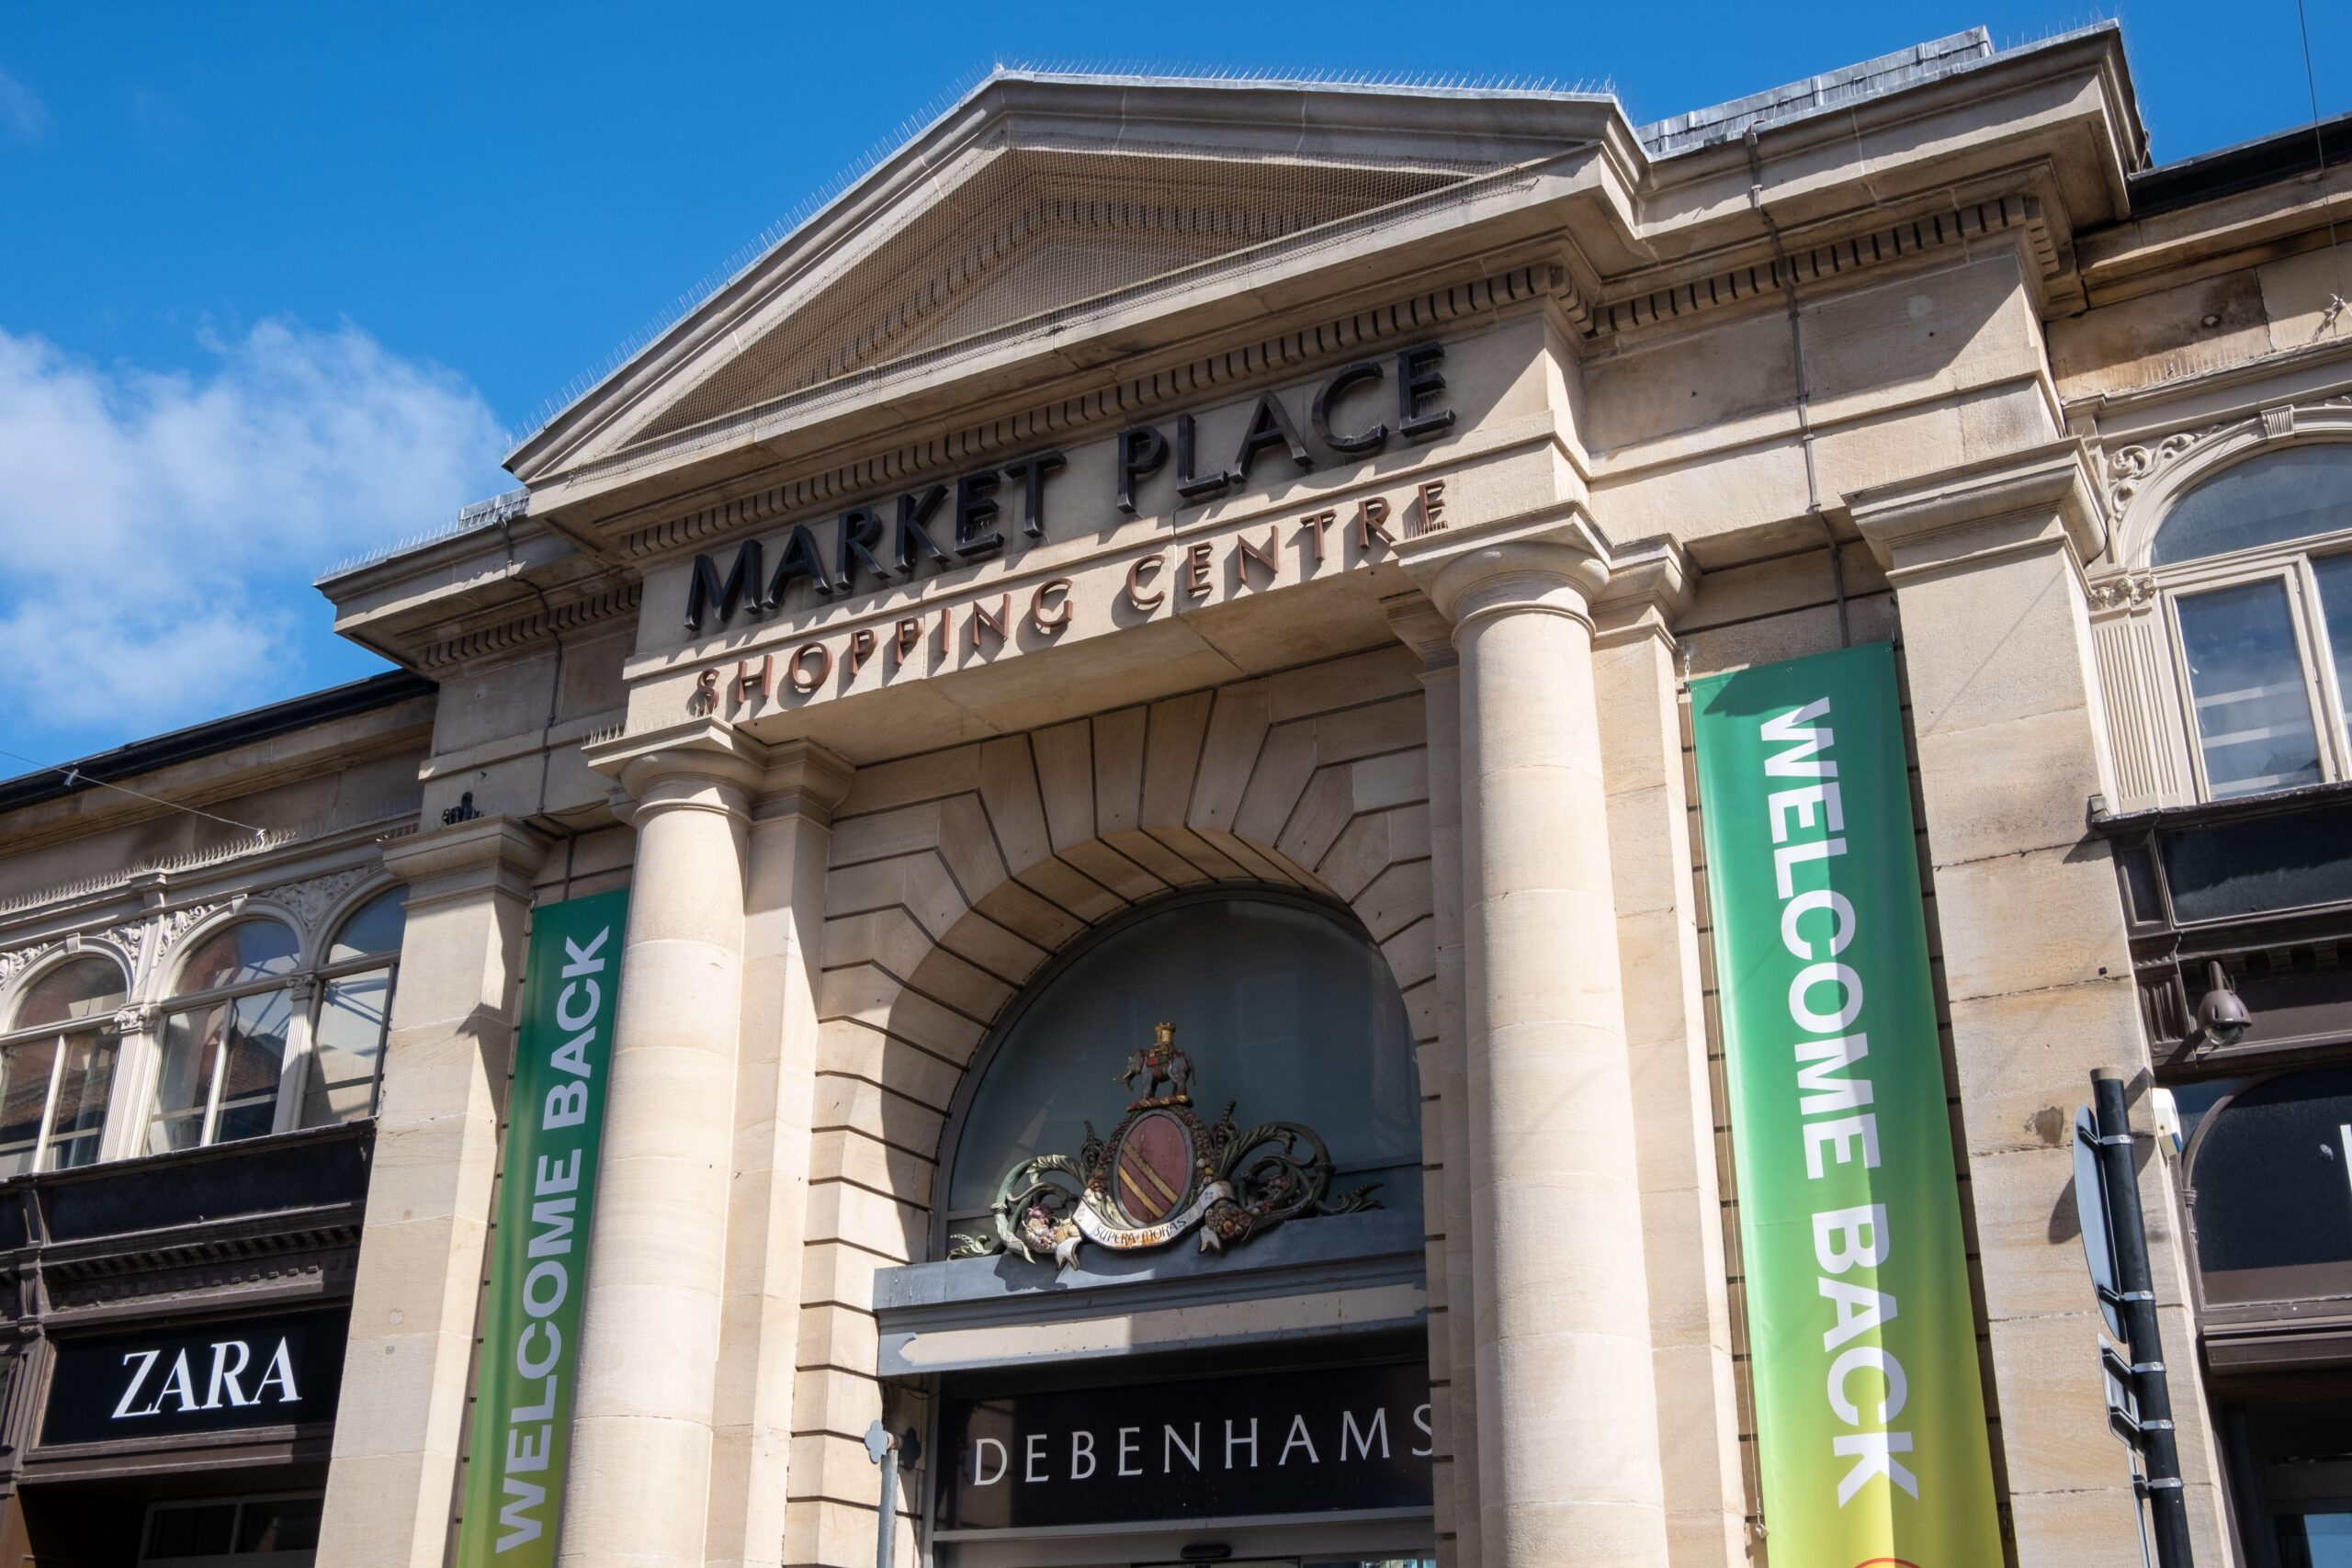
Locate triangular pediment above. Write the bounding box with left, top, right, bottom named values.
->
left=636, top=147, right=1476, bottom=447
left=511, top=73, right=1617, bottom=483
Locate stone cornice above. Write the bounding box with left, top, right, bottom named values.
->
left=1585, top=189, right=2062, bottom=343
left=412, top=576, right=644, bottom=673
left=1845, top=438, right=2104, bottom=579
left=1591, top=536, right=1698, bottom=649
left=616, top=261, right=1566, bottom=566
left=378, top=815, right=552, bottom=911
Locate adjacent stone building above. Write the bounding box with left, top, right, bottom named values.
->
left=4, top=20, right=2349, bottom=1568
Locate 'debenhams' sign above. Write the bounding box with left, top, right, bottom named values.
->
left=682, top=343, right=1457, bottom=634
left=940, top=1360, right=1432, bottom=1531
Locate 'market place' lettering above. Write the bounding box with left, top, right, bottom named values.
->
left=683, top=343, right=1453, bottom=631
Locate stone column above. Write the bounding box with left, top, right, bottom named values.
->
left=319, top=815, right=549, bottom=1568
left=706, top=742, right=853, bottom=1568
left=1386, top=591, right=1480, bottom=1568
left=1590, top=541, right=1747, bottom=1568
left=561, top=723, right=763, bottom=1568
left=1412, top=520, right=1672, bottom=1568
left=1848, top=442, right=2231, bottom=1568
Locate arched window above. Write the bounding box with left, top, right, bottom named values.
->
left=941, top=891, right=1421, bottom=1250
left=0, top=955, right=127, bottom=1175
left=2179, top=1069, right=2352, bottom=1305
left=156, top=920, right=301, bottom=1153
left=306, top=889, right=406, bottom=1125
left=153, top=889, right=408, bottom=1154
left=2152, top=445, right=2352, bottom=800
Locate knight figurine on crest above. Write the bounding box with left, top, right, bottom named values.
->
left=948, top=1021, right=1380, bottom=1269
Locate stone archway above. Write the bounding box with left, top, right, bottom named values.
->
left=789, top=642, right=1449, bottom=1562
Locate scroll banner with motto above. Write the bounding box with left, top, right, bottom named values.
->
left=1690, top=643, right=2000, bottom=1565
left=456, top=887, right=630, bottom=1567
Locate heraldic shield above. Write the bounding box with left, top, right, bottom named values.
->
left=949, top=1022, right=1381, bottom=1269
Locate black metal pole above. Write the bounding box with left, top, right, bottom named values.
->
left=2093, top=1072, right=2195, bottom=1568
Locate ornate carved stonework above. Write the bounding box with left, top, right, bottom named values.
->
left=0, top=941, right=61, bottom=994
left=157, top=901, right=227, bottom=953
left=2106, top=425, right=2221, bottom=516
left=257, top=867, right=372, bottom=930
left=2086, top=572, right=2157, bottom=612
left=111, top=1003, right=161, bottom=1036
left=949, top=1022, right=1380, bottom=1270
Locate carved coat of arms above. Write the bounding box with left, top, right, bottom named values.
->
left=950, top=1022, right=1379, bottom=1270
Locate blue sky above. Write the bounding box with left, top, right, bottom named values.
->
left=0, top=0, right=2344, bottom=765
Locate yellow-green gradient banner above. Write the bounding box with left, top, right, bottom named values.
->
left=1691, top=643, right=2001, bottom=1565
left=456, top=887, right=629, bottom=1567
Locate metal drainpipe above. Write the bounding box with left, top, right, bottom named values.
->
left=1745, top=123, right=1850, bottom=649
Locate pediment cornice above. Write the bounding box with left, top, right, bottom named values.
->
left=508, top=73, right=1625, bottom=488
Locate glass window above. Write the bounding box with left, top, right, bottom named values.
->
left=177, top=920, right=300, bottom=993
left=0, top=956, right=126, bottom=1178
left=2177, top=581, right=2324, bottom=797
left=2314, top=553, right=2352, bottom=733
left=12, top=955, right=125, bottom=1030
left=140, top=1494, right=321, bottom=1563
left=326, top=889, right=405, bottom=964
left=157, top=919, right=300, bottom=1154
left=2187, top=1069, right=2352, bottom=1303
left=2152, top=446, right=2352, bottom=566
left=297, top=889, right=403, bottom=1129
left=2234, top=1398, right=2352, bottom=1568
left=151, top=990, right=290, bottom=1154
left=944, top=895, right=1421, bottom=1228
left=303, top=971, right=390, bottom=1127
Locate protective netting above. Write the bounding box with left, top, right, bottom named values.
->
left=635, top=145, right=1496, bottom=449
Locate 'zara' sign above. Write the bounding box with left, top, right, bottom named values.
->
left=41, top=1308, right=347, bottom=1447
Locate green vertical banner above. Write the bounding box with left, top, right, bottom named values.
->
left=456, top=887, right=630, bottom=1567
left=1690, top=643, right=2000, bottom=1565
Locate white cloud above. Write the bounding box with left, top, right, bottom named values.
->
left=0, top=320, right=508, bottom=744
left=0, top=67, right=47, bottom=141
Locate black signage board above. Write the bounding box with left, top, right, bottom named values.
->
left=940, top=1359, right=1431, bottom=1530
left=41, top=1307, right=347, bottom=1447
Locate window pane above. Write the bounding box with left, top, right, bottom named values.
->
left=143, top=1501, right=236, bottom=1558
left=236, top=1495, right=323, bottom=1551
left=2177, top=581, right=2324, bottom=798
left=214, top=989, right=291, bottom=1144
left=2313, top=554, right=2352, bottom=729
left=11, top=955, right=125, bottom=1031
left=152, top=994, right=288, bottom=1153
left=0, top=1039, right=57, bottom=1179
left=45, top=1033, right=116, bottom=1171
left=328, top=888, right=406, bottom=964
left=304, top=968, right=390, bottom=1127
left=2188, top=1069, right=2352, bottom=1297
left=151, top=1008, right=223, bottom=1154
left=947, top=897, right=1420, bottom=1219
left=175, top=919, right=299, bottom=995
left=2152, top=446, right=2352, bottom=566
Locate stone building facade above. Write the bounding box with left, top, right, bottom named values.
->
left=5, top=20, right=2351, bottom=1568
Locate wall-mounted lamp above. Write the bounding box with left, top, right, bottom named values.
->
left=2190, top=960, right=2252, bottom=1049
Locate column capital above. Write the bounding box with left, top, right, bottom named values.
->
left=378, top=814, right=551, bottom=912
left=1382, top=590, right=1457, bottom=672
left=749, top=739, right=855, bottom=829
left=1590, top=536, right=1697, bottom=651
left=582, top=717, right=770, bottom=820
left=1399, top=506, right=1612, bottom=634
left=1845, top=439, right=2104, bottom=583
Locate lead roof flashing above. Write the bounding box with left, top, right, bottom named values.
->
left=1634, top=28, right=2002, bottom=156
left=0, top=670, right=436, bottom=816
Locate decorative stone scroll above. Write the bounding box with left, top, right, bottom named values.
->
left=258, top=868, right=372, bottom=930
left=949, top=1022, right=1380, bottom=1270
